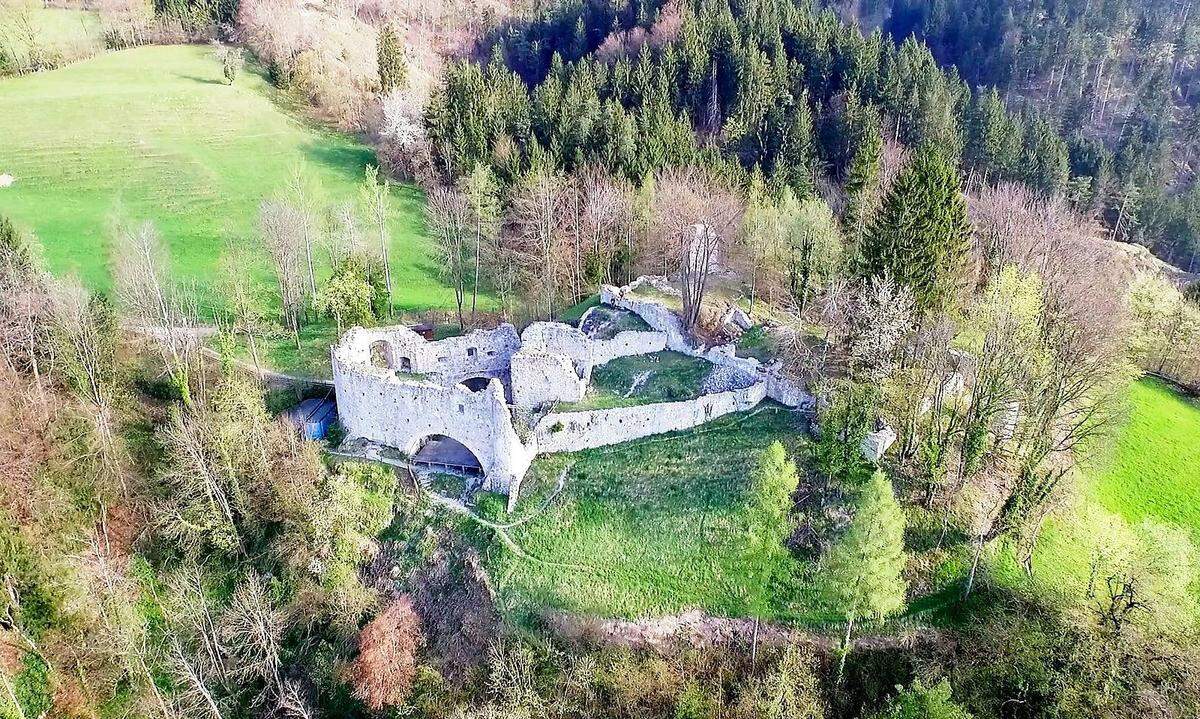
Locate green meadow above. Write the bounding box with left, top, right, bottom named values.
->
left=486, top=378, right=1200, bottom=626
left=978, top=377, right=1200, bottom=613
left=0, top=43, right=455, bottom=312
left=485, top=405, right=834, bottom=623
left=0, top=2, right=102, bottom=64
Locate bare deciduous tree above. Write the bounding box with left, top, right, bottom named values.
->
left=426, top=185, right=471, bottom=327
left=506, top=171, right=570, bottom=320
left=650, top=167, right=744, bottom=330
left=259, top=200, right=309, bottom=349
left=218, top=246, right=269, bottom=373
left=111, top=220, right=199, bottom=405
left=360, top=166, right=393, bottom=315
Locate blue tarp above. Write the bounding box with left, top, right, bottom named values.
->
left=287, top=398, right=337, bottom=440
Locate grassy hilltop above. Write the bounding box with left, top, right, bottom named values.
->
left=0, top=43, right=453, bottom=312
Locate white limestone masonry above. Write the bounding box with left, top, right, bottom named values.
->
left=332, top=276, right=815, bottom=505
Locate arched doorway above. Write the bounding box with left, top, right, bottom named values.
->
left=411, top=435, right=483, bottom=475
left=460, top=376, right=492, bottom=392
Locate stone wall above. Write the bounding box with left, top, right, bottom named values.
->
left=332, top=331, right=534, bottom=499
left=510, top=351, right=588, bottom=408
left=601, top=280, right=693, bottom=352
left=339, top=324, right=521, bottom=383
left=521, top=322, right=593, bottom=365
left=602, top=279, right=813, bottom=409
left=589, top=330, right=668, bottom=365
left=533, top=382, right=767, bottom=453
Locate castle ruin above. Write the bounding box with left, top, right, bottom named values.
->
left=332, top=277, right=813, bottom=507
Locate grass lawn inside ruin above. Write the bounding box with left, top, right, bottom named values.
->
left=0, top=43, right=458, bottom=314
left=484, top=405, right=836, bottom=623
left=559, top=351, right=716, bottom=411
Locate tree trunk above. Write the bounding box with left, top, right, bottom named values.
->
left=380, top=218, right=392, bottom=318
left=963, top=533, right=984, bottom=599
left=837, top=615, right=855, bottom=681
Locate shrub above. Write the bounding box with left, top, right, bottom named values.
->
left=873, top=679, right=971, bottom=719
left=218, top=45, right=243, bottom=84
left=350, top=596, right=424, bottom=711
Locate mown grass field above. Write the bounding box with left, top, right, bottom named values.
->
left=976, top=377, right=1200, bottom=612
left=0, top=43, right=455, bottom=313
left=0, top=2, right=101, bottom=65
left=485, top=405, right=835, bottom=623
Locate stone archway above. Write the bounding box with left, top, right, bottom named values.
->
left=460, top=376, right=492, bottom=392
left=410, top=434, right=484, bottom=475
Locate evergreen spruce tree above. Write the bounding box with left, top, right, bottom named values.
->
left=0, top=216, right=33, bottom=274
left=825, top=469, right=907, bottom=678
left=842, top=116, right=883, bottom=251
left=965, top=88, right=1015, bottom=180
left=376, top=24, right=407, bottom=93
left=1021, top=115, right=1070, bottom=197
left=861, top=146, right=971, bottom=313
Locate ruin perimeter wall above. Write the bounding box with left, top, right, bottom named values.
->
left=533, top=382, right=768, bottom=453
left=602, top=279, right=814, bottom=410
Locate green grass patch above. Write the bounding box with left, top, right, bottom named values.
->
left=487, top=406, right=832, bottom=622
left=1089, top=377, right=1200, bottom=534
left=1, top=2, right=102, bottom=69
left=0, top=44, right=459, bottom=314
left=562, top=351, right=713, bottom=410
left=953, top=377, right=1200, bottom=617
left=629, top=282, right=683, bottom=311
left=734, top=325, right=778, bottom=362
left=559, top=293, right=600, bottom=326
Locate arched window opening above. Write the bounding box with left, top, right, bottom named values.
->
left=461, top=376, right=491, bottom=392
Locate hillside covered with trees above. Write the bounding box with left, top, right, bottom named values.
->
left=3, top=0, right=1200, bottom=717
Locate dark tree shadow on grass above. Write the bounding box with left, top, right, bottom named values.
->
left=300, top=140, right=376, bottom=184
left=175, top=73, right=225, bottom=86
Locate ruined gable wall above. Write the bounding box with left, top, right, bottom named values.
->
left=510, top=351, right=588, bottom=408
left=532, top=382, right=767, bottom=453
left=521, top=322, right=593, bottom=365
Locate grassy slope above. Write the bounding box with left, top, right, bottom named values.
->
left=1089, top=378, right=1200, bottom=533
left=0, top=2, right=101, bottom=61
left=487, top=405, right=832, bottom=623
left=0, top=44, right=455, bottom=312
left=983, top=377, right=1200, bottom=609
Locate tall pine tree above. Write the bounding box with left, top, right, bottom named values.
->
left=376, top=24, right=406, bottom=92
left=861, top=146, right=970, bottom=313
left=825, top=469, right=907, bottom=678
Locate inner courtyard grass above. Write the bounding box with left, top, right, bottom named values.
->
left=485, top=405, right=835, bottom=623
left=0, top=44, right=456, bottom=313
left=562, top=351, right=715, bottom=410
